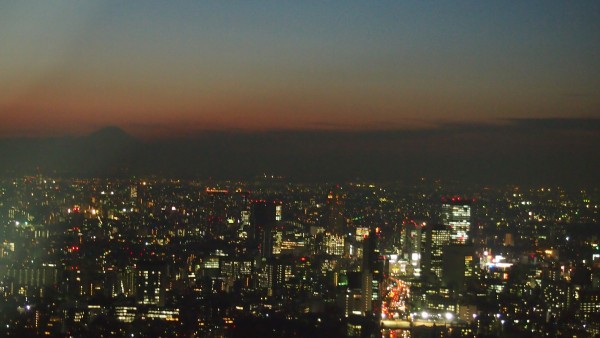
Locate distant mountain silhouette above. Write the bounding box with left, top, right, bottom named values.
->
left=71, top=126, right=141, bottom=176
left=84, top=126, right=139, bottom=144
left=0, top=121, right=598, bottom=187
left=0, top=126, right=140, bottom=177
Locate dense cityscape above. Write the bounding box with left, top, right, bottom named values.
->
left=2, top=1, right=599, bottom=337
left=0, top=175, right=599, bottom=337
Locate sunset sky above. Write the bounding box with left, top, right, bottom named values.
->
left=1, top=1, right=599, bottom=138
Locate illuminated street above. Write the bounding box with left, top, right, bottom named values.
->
left=381, top=277, right=410, bottom=323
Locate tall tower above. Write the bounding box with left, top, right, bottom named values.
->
left=251, top=201, right=279, bottom=258
left=442, top=244, right=475, bottom=293
left=422, top=223, right=451, bottom=280
left=442, top=197, right=472, bottom=245
left=361, top=228, right=384, bottom=317
left=325, top=187, right=347, bottom=235
left=206, top=188, right=230, bottom=237
left=402, top=220, right=426, bottom=275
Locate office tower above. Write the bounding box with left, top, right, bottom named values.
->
left=442, top=244, right=475, bottom=293
left=4, top=265, right=59, bottom=295
left=266, top=256, right=296, bottom=295
left=360, top=229, right=383, bottom=317
left=422, top=223, right=451, bottom=280
left=251, top=201, right=279, bottom=258
left=135, top=261, right=168, bottom=307
left=206, top=188, right=230, bottom=237
left=345, top=271, right=364, bottom=317
left=272, top=222, right=308, bottom=256
left=402, top=220, right=426, bottom=275
left=578, top=290, right=600, bottom=322
left=442, top=198, right=472, bottom=245
left=130, top=185, right=137, bottom=199
left=323, top=232, right=345, bottom=256
left=326, top=187, right=346, bottom=234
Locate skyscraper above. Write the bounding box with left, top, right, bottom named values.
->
left=422, top=223, right=451, bottom=280
left=442, top=244, right=475, bottom=293
left=442, top=198, right=472, bottom=245
left=360, top=228, right=384, bottom=317
left=402, top=220, right=426, bottom=276
left=251, top=201, right=279, bottom=258
left=325, top=187, right=346, bottom=235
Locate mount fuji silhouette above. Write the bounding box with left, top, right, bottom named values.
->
left=0, top=126, right=140, bottom=177
left=0, top=121, right=598, bottom=186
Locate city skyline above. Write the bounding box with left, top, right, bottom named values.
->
left=2, top=3, right=600, bottom=336
left=0, top=176, right=598, bottom=337
left=1, top=1, right=599, bottom=138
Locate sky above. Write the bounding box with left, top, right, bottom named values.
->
left=1, top=1, right=599, bottom=138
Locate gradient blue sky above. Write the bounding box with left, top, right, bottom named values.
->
left=1, top=1, right=599, bottom=138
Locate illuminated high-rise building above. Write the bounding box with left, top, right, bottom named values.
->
left=442, top=198, right=472, bottom=245
left=402, top=220, right=426, bottom=276
left=130, top=185, right=137, bottom=199
left=251, top=200, right=280, bottom=258
left=360, top=228, right=384, bottom=317
left=422, top=223, right=451, bottom=280
left=323, top=232, right=345, bottom=256
left=135, top=261, right=168, bottom=307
